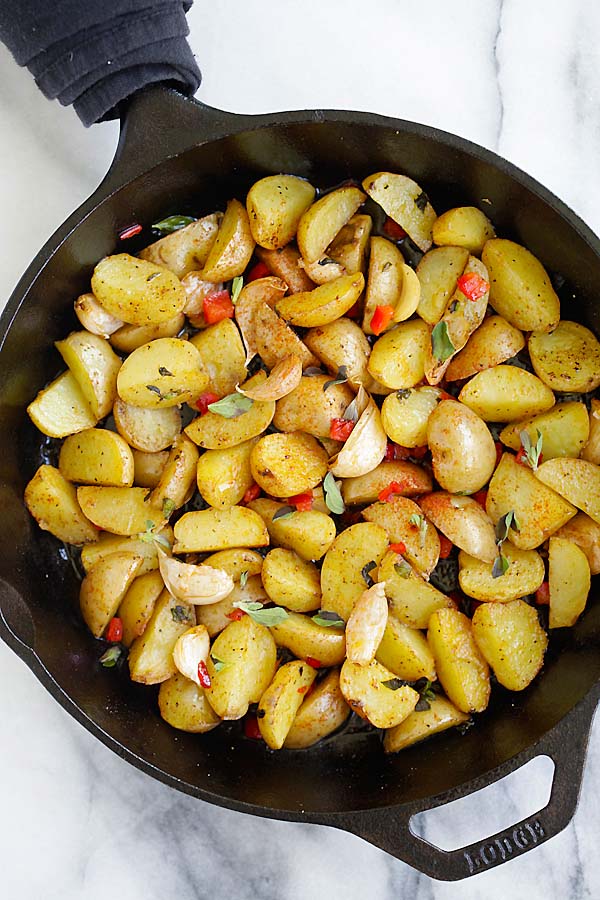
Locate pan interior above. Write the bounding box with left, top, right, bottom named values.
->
left=2, top=119, right=599, bottom=815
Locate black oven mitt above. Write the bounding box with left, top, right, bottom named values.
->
left=0, top=0, right=201, bottom=126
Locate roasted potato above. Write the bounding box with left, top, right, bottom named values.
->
left=79, top=552, right=142, bottom=637
left=59, top=428, right=134, bottom=487
left=247, top=175, right=315, bottom=249
left=117, top=337, right=208, bottom=409
left=80, top=528, right=173, bottom=575
left=416, top=246, right=469, bottom=325
left=481, top=239, right=560, bottom=333
left=320, top=522, right=390, bottom=620
left=91, top=254, right=186, bottom=325
left=189, top=318, right=247, bottom=396
left=27, top=370, right=98, bottom=438
left=205, top=616, right=277, bottom=719
left=428, top=609, right=490, bottom=713
left=158, top=672, right=221, bottom=733
left=380, top=386, right=441, bottom=447
left=24, top=465, right=99, bottom=545
left=362, top=495, right=440, bottom=576
left=270, top=610, right=346, bottom=666
left=582, top=399, right=600, bottom=464
left=362, top=172, right=436, bottom=252
left=77, top=485, right=163, bottom=535
left=202, top=547, right=264, bottom=581
left=499, top=402, right=589, bottom=460
left=185, top=372, right=276, bottom=449
left=548, top=536, right=591, bottom=628
left=383, top=694, right=468, bottom=752
left=195, top=574, right=266, bottom=637
left=445, top=315, right=525, bottom=381
left=328, top=213, right=372, bottom=274
left=139, top=213, right=221, bottom=277
left=367, top=319, right=431, bottom=389
left=342, top=460, right=432, bottom=505
left=273, top=374, right=354, bottom=438
left=257, top=660, right=318, bottom=749
left=554, top=512, right=600, bottom=575
left=128, top=589, right=195, bottom=684
left=304, top=317, right=372, bottom=389
left=113, top=397, right=181, bottom=452
left=420, top=493, right=497, bottom=563
left=363, top=237, right=419, bottom=334
left=173, top=506, right=269, bottom=553
left=427, top=399, right=496, bottom=494
left=528, top=320, right=600, bottom=393
left=133, top=449, right=169, bottom=488
left=276, top=273, right=364, bottom=327
left=458, top=542, right=545, bottom=602
left=472, top=600, right=547, bottom=690
left=458, top=365, right=555, bottom=422
left=118, top=569, right=164, bottom=646
left=377, top=550, right=455, bottom=628
left=56, top=330, right=121, bottom=419
left=250, top=432, right=328, bottom=497
left=340, top=658, right=419, bottom=728
left=535, top=457, right=600, bottom=524
left=249, top=498, right=336, bottom=561
left=196, top=438, right=256, bottom=509
left=297, top=185, right=365, bottom=263
left=149, top=434, right=199, bottom=510
left=110, top=314, right=185, bottom=354
left=284, top=669, right=351, bottom=749
left=200, top=199, right=255, bottom=282
left=376, top=617, right=436, bottom=681
left=255, top=245, right=316, bottom=294
left=432, top=206, right=495, bottom=255
left=261, top=549, right=321, bottom=612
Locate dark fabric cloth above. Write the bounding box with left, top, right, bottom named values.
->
left=0, top=1, right=201, bottom=126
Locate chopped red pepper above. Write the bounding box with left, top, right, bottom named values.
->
left=389, top=541, right=407, bottom=555
left=306, top=656, right=322, bottom=668
left=378, top=481, right=405, bottom=503
left=515, top=446, right=527, bottom=466
left=288, top=491, right=313, bottom=512
left=197, top=660, right=211, bottom=689
left=195, top=391, right=221, bottom=414
left=244, top=716, right=263, bottom=740
left=457, top=272, right=490, bottom=301
left=473, top=490, right=488, bottom=508
left=105, top=617, right=123, bottom=643
left=330, top=418, right=355, bottom=441
left=242, top=482, right=261, bottom=504
left=203, top=289, right=234, bottom=324
left=495, top=441, right=504, bottom=467
left=226, top=608, right=246, bottom=621
left=370, top=304, right=395, bottom=336
left=438, top=534, right=453, bottom=559
left=246, top=261, right=271, bottom=282
left=383, top=217, right=407, bottom=241
left=297, top=685, right=309, bottom=694
left=535, top=582, right=550, bottom=605
left=118, top=223, right=143, bottom=240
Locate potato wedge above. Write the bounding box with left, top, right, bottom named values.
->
left=24, top=464, right=99, bottom=544
left=148, top=434, right=199, bottom=511
left=173, top=506, right=269, bottom=553
left=158, top=672, right=221, bottom=733
left=363, top=237, right=418, bottom=334
left=362, top=496, right=440, bottom=576
left=367, top=319, right=431, bottom=390
left=195, top=574, right=266, bottom=637
left=329, top=395, right=387, bottom=478
left=428, top=609, right=490, bottom=713
left=132, top=449, right=168, bottom=488
left=110, top=314, right=185, bottom=354
left=427, top=399, right=496, bottom=494
left=342, top=460, right=432, bottom=505
left=582, top=399, right=600, bottom=464
left=59, top=428, right=134, bottom=487
left=128, top=590, right=195, bottom=684
left=377, top=550, right=454, bottom=628
left=340, top=659, right=419, bottom=728
left=261, top=549, right=321, bottom=613
left=472, top=600, right=547, bottom=690
left=74, top=292, right=124, bottom=338
left=257, top=660, right=318, bottom=749
left=304, top=318, right=372, bottom=389
left=189, top=317, right=247, bottom=397
left=276, top=273, right=364, bottom=327
left=320, top=522, right=390, bottom=620
left=77, top=486, right=165, bottom=536
left=284, top=669, right=351, bottom=749
left=80, top=528, right=173, bottom=575
left=381, top=386, right=441, bottom=447
left=486, top=453, right=576, bottom=549
left=345, top=582, right=388, bottom=667
left=362, top=172, right=436, bottom=253
left=458, top=365, right=555, bottom=422
left=499, top=402, right=590, bottom=461
left=420, top=493, right=497, bottom=563
left=250, top=300, right=318, bottom=370
left=139, top=213, right=221, bottom=277
left=196, top=438, right=256, bottom=509
left=270, top=611, right=346, bottom=666
left=250, top=432, right=328, bottom=496
left=458, top=542, right=545, bottom=602
left=376, top=618, right=436, bottom=681
left=555, top=513, right=600, bottom=575
left=91, top=254, right=186, bottom=325
left=481, top=239, right=560, bottom=332
left=445, top=316, right=525, bottom=381
left=247, top=175, right=316, bottom=249
left=117, top=337, right=208, bottom=409
left=249, top=498, right=336, bottom=561
left=328, top=213, right=372, bottom=274
left=383, top=694, right=469, bottom=752
left=297, top=185, right=365, bottom=263
left=184, top=372, right=275, bottom=449
left=432, top=206, right=495, bottom=255
left=528, top=320, right=600, bottom=393
left=416, top=246, right=469, bottom=325
left=548, top=536, right=591, bottom=628
left=201, top=548, right=264, bottom=582
left=273, top=374, right=354, bottom=438
left=200, top=199, right=255, bottom=282
left=55, top=331, right=121, bottom=419
left=255, top=245, right=315, bottom=294
left=79, top=552, right=143, bottom=638
left=27, top=371, right=98, bottom=438
left=535, top=457, right=600, bottom=524
left=205, top=616, right=277, bottom=719
left=118, top=569, right=164, bottom=646
left=113, top=398, right=181, bottom=452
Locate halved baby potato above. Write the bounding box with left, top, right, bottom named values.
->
left=428, top=609, right=490, bottom=713
left=246, top=174, right=315, bottom=249
left=27, top=370, right=98, bottom=438
left=257, top=660, right=318, bottom=749
left=472, top=600, right=547, bottom=691
left=341, top=460, right=432, bottom=505
left=261, top=548, right=321, bottom=613
left=270, top=611, right=346, bottom=666
left=304, top=317, right=372, bottom=389
left=139, top=213, right=221, bottom=277
left=173, top=506, right=269, bottom=553
left=59, top=428, right=134, bottom=487
left=185, top=372, right=276, bottom=449
left=128, top=590, right=195, bottom=684
left=445, top=316, right=525, bottom=382
left=380, top=386, right=441, bottom=447
left=91, top=253, right=186, bottom=325
left=284, top=669, right=351, bottom=749
left=535, top=457, right=600, bottom=524
left=24, top=464, right=99, bottom=545
left=377, top=550, right=455, bottom=628
left=319, top=522, right=390, bottom=620
left=362, top=495, right=440, bottom=576
left=458, top=542, right=545, bottom=602
left=196, top=438, right=256, bottom=509
left=582, top=399, right=600, bottom=465
left=420, top=493, right=497, bottom=563
left=458, top=365, right=555, bottom=422
left=362, top=237, right=419, bottom=334
left=328, top=213, right=372, bottom=274
left=117, top=337, right=208, bottom=409
left=56, top=330, right=121, bottom=419
left=158, top=672, right=221, bottom=733
left=255, top=245, right=316, bottom=294
left=367, top=319, right=431, bottom=390
left=77, top=485, right=163, bottom=535
left=80, top=528, right=173, bottom=574
left=416, top=246, right=469, bottom=325
left=340, top=658, right=419, bottom=728
left=528, top=320, right=600, bottom=393
left=362, top=172, right=436, bottom=252
left=118, top=569, right=164, bottom=647
left=195, top=574, right=266, bottom=638
left=113, top=398, right=181, bottom=453
left=555, top=513, right=600, bottom=575
left=276, top=273, right=365, bottom=327
left=79, top=551, right=142, bottom=638
left=427, top=399, right=496, bottom=495
left=548, top=536, right=591, bottom=628
left=189, top=318, right=247, bottom=397
left=499, top=402, right=589, bottom=460
left=249, top=498, right=336, bottom=561
left=383, top=694, right=469, bottom=753
left=200, top=199, right=255, bottom=282
left=149, top=434, right=199, bottom=511
left=376, top=617, right=436, bottom=682
left=273, top=374, right=354, bottom=439
left=297, top=185, right=366, bottom=263
left=132, top=449, right=169, bottom=488
left=432, top=206, right=495, bottom=255
left=110, top=314, right=185, bottom=354
left=250, top=432, right=328, bottom=497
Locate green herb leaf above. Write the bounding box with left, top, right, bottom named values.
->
left=171, top=605, right=193, bottom=624
left=100, top=646, right=122, bottom=668
left=431, top=321, right=456, bottom=363
left=495, top=510, right=520, bottom=545
left=272, top=505, right=296, bottom=521
left=232, top=600, right=289, bottom=626
left=382, top=261, right=392, bottom=272
left=396, top=389, right=412, bottom=400
left=207, top=391, right=254, bottom=418
left=361, top=560, right=377, bottom=587
left=394, top=559, right=412, bottom=579
left=312, top=610, right=345, bottom=628
left=158, top=366, right=173, bottom=377
left=492, top=553, right=510, bottom=578
left=138, top=520, right=172, bottom=551
left=318, top=257, right=337, bottom=266
left=239, top=570, right=249, bottom=588
left=162, top=498, right=176, bottom=519
left=448, top=300, right=459, bottom=314
left=231, top=275, right=244, bottom=305
left=382, top=677, right=410, bottom=691
left=415, top=697, right=432, bottom=711
left=409, top=512, right=427, bottom=548
left=519, top=429, right=543, bottom=470
left=323, top=471, right=345, bottom=514
left=303, top=367, right=325, bottom=377
left=210, top=653, right=228, bottom=673
left=323, top=366, right=349, bottom=392
left=414, top=191, right=429, bottom=212
left=146, top=384, right=162, bottom=396
left=152, top=215, right=196, bottom=234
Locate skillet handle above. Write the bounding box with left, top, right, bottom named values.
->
left=333, top=691, right=598, bottom=881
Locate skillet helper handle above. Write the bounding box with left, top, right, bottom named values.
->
left=337, top=691, right=598, bottom=881
left=0, top=0, right=201, bottom=127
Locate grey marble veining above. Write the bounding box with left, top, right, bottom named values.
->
left=2, top=1, right=600, bottom=896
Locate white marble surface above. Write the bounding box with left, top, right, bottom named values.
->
left=1, top=0, right=599, bottom=895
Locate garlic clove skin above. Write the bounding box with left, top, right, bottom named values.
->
left=173, top=625, right=210, bottom=686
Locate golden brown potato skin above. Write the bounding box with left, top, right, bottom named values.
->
left=250, top=432, right=328, bottom=497
left=284, top=670, right=351, bottom=749
left=273, top=375, right=354, bottom=438
left=427, top=399, right=496, bottom=495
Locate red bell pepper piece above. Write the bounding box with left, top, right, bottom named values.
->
left=244, top=716, right=263, bottom=740
left=383, top=217, right=407, bottom=241
left=118, top=223, right=142, bottom=240
left=226, top=608, right=246, bottom=621
left=195, top=391, right=221, bottom=414
left=378, top=481, right=405, bottom=503
left=515, top=446, right=527, bottom=466
left=197, top=660, right=211, bottom=689
left=438, top=534, right=453, bottom=559
left=389, top=542, right=407, bottom=555
left=457, top=272, right=489, bottom=301
left=305, top=656, right=322, bottom=668
left=242, top=482, right=261, bottom=504
left=535, top=582, right=550, bottom=605
left=370, top=304, right=395, bottom=336
left=246, top=261, right=271, bottom=282
left=203, top=289, right=234, bottom=324
left=288, top=491, right=313, bottom=512
left=330, top=418, right=355, bottom=441
left=105, top=617, right=123, bottom=643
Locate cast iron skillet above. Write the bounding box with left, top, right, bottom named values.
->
left=1, top=86, right=599, bottom=881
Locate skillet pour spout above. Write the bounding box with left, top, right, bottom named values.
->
left=1, top=84, right=600, bottom=880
